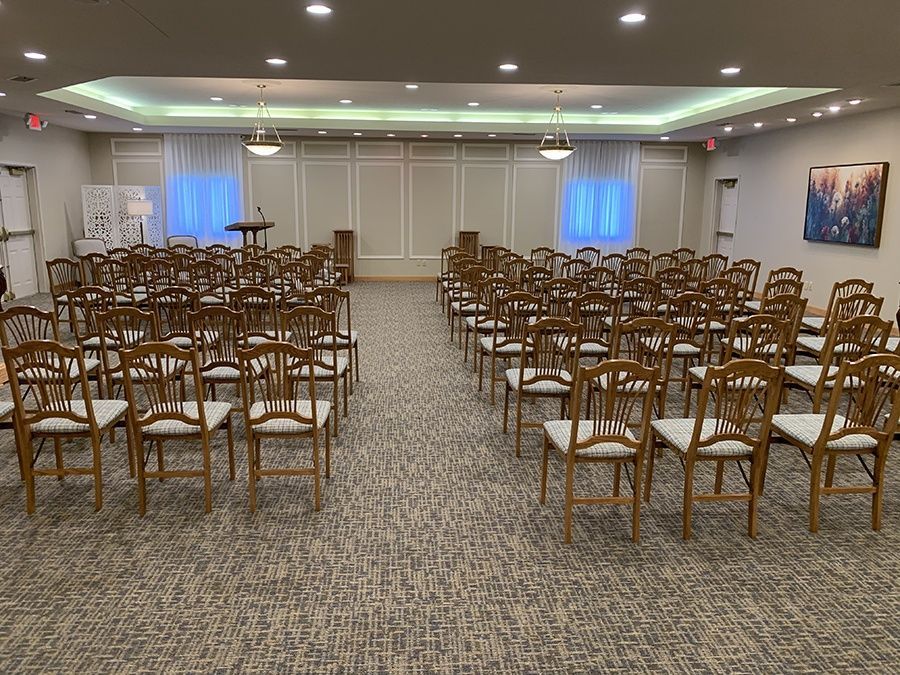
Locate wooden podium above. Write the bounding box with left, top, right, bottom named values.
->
left=225, top=221, right=274, bottom=247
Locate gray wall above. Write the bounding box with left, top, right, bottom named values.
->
left=701, top=107, right=900, bottom=317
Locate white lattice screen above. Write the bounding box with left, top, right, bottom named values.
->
left=81, top=185, right=164, bottom=248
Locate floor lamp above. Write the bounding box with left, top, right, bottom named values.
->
left=126, top=199, right=154, bottom=244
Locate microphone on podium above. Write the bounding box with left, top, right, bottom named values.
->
left=257, top=206, right=268, bottom=249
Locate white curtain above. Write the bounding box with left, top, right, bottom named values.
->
left=163, top=134, right=244, bottom=246
left=557, top=140, right=641, bottom=255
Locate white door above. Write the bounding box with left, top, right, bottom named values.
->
left=714, top=179, right=738, bottom=259
left=0, top=171, right=38, bottom=299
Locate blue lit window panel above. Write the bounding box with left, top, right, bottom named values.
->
left=165, top=173, right=243, bottom=246
left=561, top=179, right=635, bottom=246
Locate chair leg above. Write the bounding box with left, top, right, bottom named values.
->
left=682, top=459, right=695, bottom=540
left=514, top=391, right=524, bottom=458
left=332, top=377, right=340, bottom=437
left=247, top=430, right=257, bottom=513
left=342, top=371, right=349, bottom=416
left=748, top=457, right=760, bottom=539
left=22, top=433, right=36, bottom=514
left=502, top=385, right=510, bottom=433
left=612, top=463, right=621, bottom=497
left=54, top=438, right=64, bottom=481
left=90, top=432, right=103, bottom=512
left=226, top=418, right=235, bottom=481
left=644, top=440, right=656, bottom=503
left=137, top=439, right=148, bottom=516
left=354, top=342, right=359, bottom=382
left=312, top=437, right=321, bottom=512
left=824, top=454, right=837, bottom=488
left=808, top=453, right=823, bottom=533
left=714, top=461, right=725, bottom=494
left=540, top=435, right=550, bottom=505
left=202, top=436, right=212, bottom=514
left=564, top=457, right=575, bottom=544
left=325, top=423, right=332, bottom=479
left=156, top=440, right=165, bottom=482
left=632, top=457, right=643, bottom=543
left=872, top=448, right=887, bottom=531
left=124, top=420, right=135, bottom=478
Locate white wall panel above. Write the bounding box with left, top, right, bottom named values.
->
left=511, top=164, right=558, bottom=252
left=409, top=163, right=456, bottom=258
left=460, top=164, right=508, bottom=247
left=248, top=161, right=299, bottom=248
left=356, top=162, right=404, bottom=259
left=302, top=162, right=351, bottom=249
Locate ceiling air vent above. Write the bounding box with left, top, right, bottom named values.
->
left=8, top=75, right=36, bottom=83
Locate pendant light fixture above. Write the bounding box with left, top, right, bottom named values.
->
left=242, top=84, right=283, bottom=156
left=538, top=89, right=576, bottom=160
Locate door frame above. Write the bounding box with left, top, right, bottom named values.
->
left=0, top=162, right=47, bottom=294
left=708, top=174, right=740, bottom=255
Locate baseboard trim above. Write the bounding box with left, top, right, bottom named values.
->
left=355, top=275, right=433, bottom=282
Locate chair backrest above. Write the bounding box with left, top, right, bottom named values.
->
left=3, top=340, right=95, bottom=431
left=819, top=279, right=876, bottom=335
left=243, top=243, right=265, bottom=258
left=280, top=305, right=340, bottom=377
left=541, top=278, right=580, bottom=318
left=46, top=258, right=82, bottom=299
left=766, top=266, right=803, bottom=284
left=575, top=246, right=601, bottom=267
left=73, top=238, right=108, bottom=258
left=441, top=246, right=466, bottom=276
left=207, top=243, right=232, bottom=255
left=820, top=315, right=891, bottom=367
left=142, top=258, right=176, bottom=294
left=672, top=247, right=695, bottom=264
left=620, top=258, right=650, bottom=282
left=189, top=306, right=244, bottom=374
left=759, top=293, right=809, bottom=359
left=702, top=253, right=728, bottom=279
left=120, top=342, right=206, bottom=436
left=722, top=314, right=789, bottom=364
left=561, top=258, right=589, bottom=280
left=521, top=265, right=552, bottom=295
left=235, top=260, right=270, bottom=289
left=691, top=359, right=783, bottom=458
left=307, top=286, right=353, bottom=341
left=231, top=286, right=281, bottom=343
left=665, top=292, right=713, bottom=354
left=67, top=286, right=116, bottom=347
left=257, top=254, right=282, bottom=283
left=621, top=276, right=661, bottom=319
left=149, top=287, right=200, bottom=342
left=0, top=306, right=59, bottom=348
left=700, top=277, right=740, bottom=327
left=821, top=353, right=900, bottom=447
left=167, top=235, right=198, bottom=248
left=494, top=291, right=541, bottom=349
left=530, top=246, right=554, bottom=267
left=611, top=317, right=676, bottom=402
left=545, top=252, right=571, bottom=278
left=519, top=318, right=581, bottom=384
left=96, top=307, right=158, bottom=387
left=572, top=291, right=616, bottom=353
left=762, top=277, right=803, bottom=298
left=567, top=359, right=658, bottom=455
left=238, top=342, right=320, bottom=432
left=626, top=247, right=651, bottom=261
left=651, top=252, right=678, bottom=276
left=830, top=292, right=884, bottom=327
left=108, top=247, right=131, bottom=262
left=476, top=276, right=516, bottom=322
left=191, top=259, right=228, bottom=302
left=655, top=266, right=688, bottom=304
left=682, top=259, right=706, bottom=290
left=732, top=258, right=761, bottom=297
left=721, top=266, right=753, bottom=306
left=96, top=258, right=132, bottom=300
left=601, top=253, right=626, bottom=276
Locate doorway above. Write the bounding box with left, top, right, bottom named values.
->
left=0, top=166, right=39, bottom=300
left=712, top=177, right=739, bottom=259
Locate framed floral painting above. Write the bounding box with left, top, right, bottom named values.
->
left=804, top=161, right=889, bottom=247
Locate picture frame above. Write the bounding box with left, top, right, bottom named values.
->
left=803, top=161, right=889, bottom=247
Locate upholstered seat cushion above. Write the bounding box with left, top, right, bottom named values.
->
left=18, top=356, right=101, bottom=383
left=479, top=337, right=526, bottom=356
left=115, top=292, right=148, bottom=305
left=771, top=413, right=878, bottom=450
left=450, top=301, right=486, bottom=314
left=201, top=357, right=269, bottom=382
left=465, top=317, right=506, bottom=332
left=638, top=335, right=701, bottom=356
left=784, top=365, right=850, bottom=389
left=31, top=399, right=128, bottom=434
left=719, top=337, right=779, bottom=357
left=164, top=330, right=219, bottom=349
left=505, top=368, right=572, bottom=394
left=801, top=316, right=825, bottom=332
left=296, top=355, right=349, bottom=378
left=248, top=400, right=332, bottom=434
left=885, top=337, right=899, bottom=353
left=111, top=357, right=184, bottom=382
left=709, top=320, right=727, bottom=332
left=596, top=372, right=651, bottom=394
left=0, top=401, right=13, bottom=419
left=795, top=336, right=832, bottom=355
left=199, top=295, right=227, bottom=305
left=543, top=419, right=638, bottom=458
left=83, top=330, right=145, bottom=350
left=564, top=337, right=608, bottom=356
left=687, top=366, right=763, bottom=389
left=246, top=330, right=292, bottom=346
left=744, top=300, right=761, bottom=312
left=141, top=401, right=232, bottom=436
left=315, top=331, right=358, bottom=348
left=651, top=418, right=753, bottom=457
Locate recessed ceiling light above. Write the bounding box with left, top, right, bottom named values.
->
left=785, top=117, right=797, bottom=123
left=487, top=133, right=497, bottom=137
left=848, top=98, right=862, bottom=105
left=84, top=114, right=97, bottom=120
left=828, top=105, right=841, bottom=113
left=306, top=4, right=332, bottom=14
left=353, top=132, right=362, bottom=136
left=660, top=136, right=670, bottom=140
left=317, top=130, right=327, bottom=134
left=132, top=127, right=143, bottom=131
left=619, top=13, right=646, bottom=23
left=210, top=97, right=223, bottom=102
left=24, top=51, right=46, bottom=60
left=723, top=125, right=734, bottom=132
left=453, top=134, right=462, bottom=138
left=467, top=102, right=480, bottom=107
left=720, top=66, right=741, bottom=75
left=498, top=63, right=518, bottom=72
left=590, top=104, right=603, bottom=109
left=420, top=134, right=429, bottom=138
left=339, top=99, right=352, bottom=104
left=0, top=92, right=6, bottom=97
left=266, top=57, right=287, bottom=65
left=405, top=84, right=419, bottom=90
left=753, top=122, right=764, bottom=128
left=386, top=133, right=396, bottom=137
left=812, top=111, right=823, bottom=118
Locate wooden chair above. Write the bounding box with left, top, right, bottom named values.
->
left=149, top=287, right=201, bottom=348
left=464, top=276, right=515, bottom=367
left=450, top=264, right=489, bottom=345
left=795, top=292, right=883, bottom=360
left=651, top=252, right=678, bottom=276
left=618, top=276, right=660, bottom=322
left=436, top=246, right=466, bottom=302
left=721, top=266, right=753, bottom=317
left=207, top=243, right=232, bottom=255
left=575, top=246, right=601, bottom=267
left=541, top=359, right=658, bottom=543
left=530, top=246, right=554, bottom=268
left=600, top=253, right=626, bottom=279
left=672, top=247, right=695, bottom=265
left=281, top=305, right=349, bottom=436
left=732, top=258, right=761, bottom=309
left=545, top=252, right=570, bottom=279
left=67, top=285, right=116, bottom=363
left=231, top=286, right=286, bottom=345
left=190, top=305, right=247, bottom=411
left=620, top=258, right=650, bottom=283
left=702, top=253, right=728, bottom=280
left=664, top=292, right=713, bottom=392
left=745, top=277, right=804, bottom=313
left=785, top=315, right=891, bottom=412
left=141, top=258, right=177, bottom=295
left=771, top=353, right=900, bottom=532
left=655, top=267, right=688, bottom=314
left=767, top=266, right=803, bottom=284
left=307, top=286, right=361, bottom=386
left=541, top=277, right=580, bottom=318
left=480, top=291, right=541, bottom=404
left=504, top=318, right=581, bottom=457
left=649, top=359, right=783, bottom=539
left=3, top=340, right=128, bottom=513
left=45, top=258, right=82, bottom=332
left=120, top=342, right=234, bottom=515
left=609, top=317, right=675, bottom=420
left=521, top=265, right=552, bottom=296
left=562, top=258, right=590, bottom=281
left=800, top=279, right=875, bottom=335
left=192, top=259, right=229, bottom=306
left=759, top=293, right=808, bottom=365
left=97, top=258, right=146, bottom=307
left=569, top=291, right=616, bottom=362
left=626, top=246, right=651, bottom=261
left=700, top=277, right=740, bottom=358
left=239, top=342, right=332, bottom=512
left=682, top=259, right=706, bottom=291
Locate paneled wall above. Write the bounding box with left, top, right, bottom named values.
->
left=87, top=135, right=707, bottom=278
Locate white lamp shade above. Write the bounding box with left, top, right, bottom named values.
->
left=126, top=199, right=154, bottom=216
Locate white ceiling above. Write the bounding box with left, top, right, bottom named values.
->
left=0, top=0, right=898, bottom=140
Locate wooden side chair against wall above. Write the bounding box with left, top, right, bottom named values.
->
left=800, top=278, right=874, bottom=335
left=46, top=258, right=82, bottom=332
left=435, top=246, right=465, bottom=302
left=4, top=340, right=128, bottom=513
left=450, top=264, right=488, bottom=345
left=121, top=342, right=233, bottom=515
left=504, top=318, right=581, bottom=458
left=672, top=247, right=695, bottom=265
left=685, top=313, right=789, bottom=416
left=464, top=276, right=515, bottom=367
left=609, top=317, right=675, bottom=420
left=541, top=359, right=658, bottom=543
left=308, top=286, right=360, bottom=386
left=648, top=359, right=783, bottom=540
left=530, top=246, right=554, bottom=268
left=281, top=305, right=349, bottom=436
left=795, top=292, right=884, bottom=360
left=770, top=353, right=900, bottom=533
left=480, top=291, right=541, bottom=404
left=239, top=342, right=331, bottom=512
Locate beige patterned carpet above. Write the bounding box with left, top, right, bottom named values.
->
left=0, top=281, right=898, bottom=672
